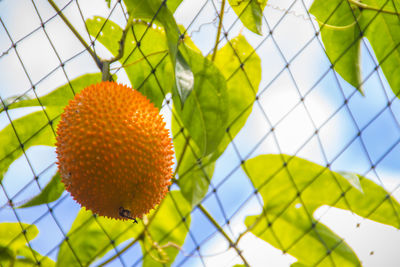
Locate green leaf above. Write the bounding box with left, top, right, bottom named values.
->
left=228, top=0, right=267, bottom=35
left=210, top=34, right=261, bottom=159
left=18, top=172, right=65, bottom=208
left=0, top=223, right=53, bottom=266
left=141, top=191, right=191, bottom=267
left=361, top=0, right=400, bottom=97
left=0, top=223, right=38, bottom=252
left=7, top=73, right=102, bottom=109
left=0, top=74, right=102, bottom=183
left=174, top=35, right=260, bottom=206
left=123, top=0, right=194, bottom=104
left=310, top=0, right=362, bottom=92
left=166, top=0, right=183, bottom=13
left=243, top=154, right=400, bottom=266
left=15, top=245, right=55, bottom=267
left=0, top=110, right=57, bottom=183
left=291, top=262, right=310, bottom=267
left=174, top=45, right=229, bottom=156
left=310, top=0, right=400, bottom=98
left=86, top=17, right=173, bottom=108
left=172, top=115, right=216, bottom=206
left=56, top=209, right=143, bottom=266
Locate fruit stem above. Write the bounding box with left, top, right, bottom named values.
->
left=211, top=0, right=226, bottom=62
left=101, top=19, right=133, bottom=81
left=198, top=204, right=250, bottom=266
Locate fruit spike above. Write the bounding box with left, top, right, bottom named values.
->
left=56, top=81, right=174, bottom=220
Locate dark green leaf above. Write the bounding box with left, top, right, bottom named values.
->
left=56, top=208, right=143, bottom=266
left=228, top=0, right=267, bottom=35
left=243, top=154, right=400, bottom=266
left=141, top=191, right=191, bottom=266
left=172, top=115, right=215, bottom=206
left=175, top=45, right=229, bottom=156
left=86, top=17, right=173, bottom=108
left=310, top=0, right=400, bottom=97
left=174, top=35, right=260, bottom=206
left=18, top=172, right=65, bottom=208
left=210, top=34, right=261, bottom=159
left=123, top=0, right=194, bottom=104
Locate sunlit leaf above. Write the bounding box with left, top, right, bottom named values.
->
left=16, top=245, right=55, bottom=267
left=141, top=191, right=191, bottom=267
left=0, top=74, right=102, bottom=183
left=86, top=17, right=173, bottom=108
left=310, top=0, right=362, bottom=92
left=210, top=34, right=261, bottom=159
left=7, top=74, right=102, bottom=109
left=0, top=110, right=57, bottom=183
left=243, top=154, right=400, bottom=266
left=18, top=172, right=65, bottom=208
left=123, top=0, right=194, bottom=104
left=0, top=223, right=53, bottom=266
left=0, top=223, right=38, bottom=252
left=361, top=0, right=400, bottom=97
left=166, top=0, right=183, bottom=13
left=228, top=0, right=267, bottom=35
left=310, top=0, right=400, bottom=97
left=56, top=208, right=143, bottom=266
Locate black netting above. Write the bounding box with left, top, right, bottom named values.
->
left=1, top=0, right=400, bottom=266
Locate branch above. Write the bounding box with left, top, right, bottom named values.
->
left=47, top=0, right=102, bottom=69
left=198, top=204, right=250, bottom=266
left=211, top=0, right=226, bottom=62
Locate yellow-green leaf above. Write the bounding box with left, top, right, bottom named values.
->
left=228, top=0, right=267, bottom=35
left=141, top=191, right=191, bottom=267
left=243, top=154, right=400, bottom=266
left=56, top=209, right=142, bottom=266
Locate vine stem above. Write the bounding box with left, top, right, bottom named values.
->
left=96, top=199, right=166, bottom=266
left=348, top=0, right=400, bottom=15
left=97, top=234, right=143, bottom=267
left=211, top=0, right=226, bottom=62
left=198, top=204, right=250, bottom=266
left=47, top=0, right=102, bottom=69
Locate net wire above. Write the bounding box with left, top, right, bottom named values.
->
left=1, top=0, right=400, bottom=266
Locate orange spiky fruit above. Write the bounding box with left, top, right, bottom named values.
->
left=55, top=81, right=174, bottom=220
